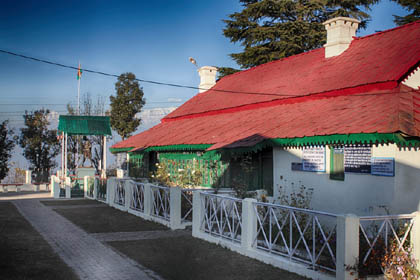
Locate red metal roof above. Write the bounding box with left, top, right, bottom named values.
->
left=165, top=20, right=420, bottom=120
left=113, top=86, right=420, bottom=150
left=113, top=21, right=420, bottom=151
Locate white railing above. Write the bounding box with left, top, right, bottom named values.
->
left=253, top=202, right=338, bottom=273
left=91, top=178, right=420, bottom=280
left=130, top=181, right=145, bottom=212
left=359, top=214, right=415, bottom=270
left=150, top=185, right=170, bottom=221
left=114, top=180, right=125, bottom=206
left=181, top=188, right=198, bottom=223
left=201, top=192, right=242, bottom=243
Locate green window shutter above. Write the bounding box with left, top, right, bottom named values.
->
left=330, top=147, right=345, bottom=181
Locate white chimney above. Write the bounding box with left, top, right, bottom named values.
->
left=323, top=17, right=360, bottom=58
left=198, top=66, right=217, bottom=93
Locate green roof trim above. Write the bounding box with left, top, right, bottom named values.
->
left=111, top=133, right=420, bottom=155
left=110, top=147, right=133, bottom=153
left=220, top=133, right=420, bottom=154
left=58, top=115, right=111, bottom=136
left=144, top=144, right=212, bottom=152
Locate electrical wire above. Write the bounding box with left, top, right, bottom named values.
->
left=0, top=48, right=300, bottom=97
left=0, top=49, right=418, bottom=99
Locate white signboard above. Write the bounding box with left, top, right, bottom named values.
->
left=371, top=157, right=395, bottom=177
left=344, top=146, right=372, bottom=174
left=302, top=147, right=325, bottom=172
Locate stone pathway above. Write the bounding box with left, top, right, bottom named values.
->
left=13, top=198, right=161, bottom=280
left=91, top=230, right=189, bottom=242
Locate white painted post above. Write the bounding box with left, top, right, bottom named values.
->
left=25, top=170, right=32, bottom=184
left=336, top=214, right=359, bottom=280
left=50, top=175, right=55, bottom=197
left=170, top=187, right=182, bottom=230
left=102, top=135, right=107, bottom=178
left=124, top=180, right=131, bottom=211
left=116, top=169, right=124, bottom=178
left=83, top=176, right=88, bottom=198
left=65, top=177, right=71, bottom=198
left=410, top=211, right=420, bottom=272
left=64, top=133, right=68, bottom=179
left=93, top=178, right=98, bottom=200
left=192, top=191, right=203, bottom=237
left=143, top=184, right=153, bottom=217
left=53, top=179, right=60, bottom=199
left=241, top=198, right=257, bottom=251
left=107, top=178, right=114, bottom=206
left=105, top=178, right=110, bottom=204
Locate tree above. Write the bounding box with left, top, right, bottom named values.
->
left=222, top=0, right=378, bottom=69
left=110, top=72, right=146, bottom=140
left=19, top=109, right=60, bottom=183
left=0, top=121, right=15, bottom=182
left=392, top=0, right=420, bottom=25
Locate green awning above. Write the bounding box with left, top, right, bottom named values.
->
left=58, top=115, right=112, bottom=136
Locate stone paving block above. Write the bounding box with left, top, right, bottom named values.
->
left=13, top=199, right=160, bottom=280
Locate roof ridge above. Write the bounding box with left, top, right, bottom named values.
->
left=222, top=20, right=420, bottom=81
left=218, top=47, right=324, bottom=81
left=354, top=19, right=420, bottom=41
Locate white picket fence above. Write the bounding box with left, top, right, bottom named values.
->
left=78, top=177, right=420, bottom=280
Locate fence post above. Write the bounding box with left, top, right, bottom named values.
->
left=124, top=180, right=131, bottom=211
left=93, top=178, right=98, bottom=200
left=336, top=214, right=359, bottom=280
left=65, top=177, right=71, bottom=198
left=170, top=187, right=182, bottom=230
left=50, top=175, right=55, bottom=197
left=25, top=170, right=32, bottom=184
left=410, top=211, right=420, bottom=272
left=107, top=178, right=114, bottom=206
left=143, top=184, right=153, bottom=217
left=241, top=198, right=257, bottom=251
left=83, top=176, right=88, bottom=198
left=53, top=179, right=60, bottom=199
left=192, top=191, right=203, bottom=238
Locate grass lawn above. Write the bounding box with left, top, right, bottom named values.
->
left=0, top=202, right=78, bottom=280
left=54, top=205, right=168, bottom=233
left=40, top=198, right=102, bottom=206
left=108, top=235, right=308, bottom=280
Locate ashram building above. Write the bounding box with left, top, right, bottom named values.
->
left=111, top=17, right=420, bottom=215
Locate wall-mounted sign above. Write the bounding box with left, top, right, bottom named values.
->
left=302, top=147, right=325, bottom=172
left=291, top=162, right=303, bottom=171
left=371, top=157, right=395, bottom=177
left=344, top=146, right=372, bottom=174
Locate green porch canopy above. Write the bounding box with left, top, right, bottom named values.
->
left=58, top=115, right=112, bottom=136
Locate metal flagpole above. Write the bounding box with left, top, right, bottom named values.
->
left=76, top=62, right=81, bottom=169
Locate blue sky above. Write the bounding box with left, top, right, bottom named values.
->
left=0, top=0, right=409, bottom=169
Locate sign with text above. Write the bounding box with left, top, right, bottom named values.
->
left=371, top=157, right=395, bottom=177
left=302, top=147, right=325, bottom=172
left=344, top=146, right=372, bottom=174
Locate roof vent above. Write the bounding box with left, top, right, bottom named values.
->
left=198, top=66, right=218, bottom=93
left=323, top=17, right=360, bottom=58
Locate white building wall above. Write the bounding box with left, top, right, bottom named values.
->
left=273, top=144, right=419, bottom=215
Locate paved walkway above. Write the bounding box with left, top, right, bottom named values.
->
left=13, top=197, right=161, bottom=280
